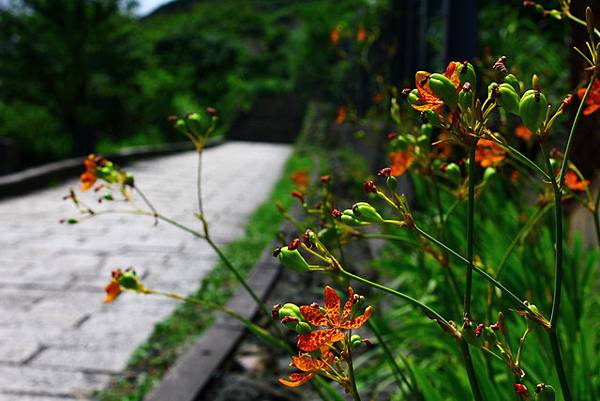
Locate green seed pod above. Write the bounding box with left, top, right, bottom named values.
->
left=483, top=167, right=496, bottom=183
left=429, top=73, right=458, bottom=108
left=497, top=83, right=520, bottom=115
left=341, top=212, right=365, bottom=226
left=444, top=163, right=462, bottom=184
left=457, top=62, right=476, bottom=88
left=395, top=135, right=410, bottom=150
left=535, top=384, right=555, bottom=401
left=277, top=247, right=310, bottom=272
left=407, top=89, right=423, bottom=107
left=185, top=112, right=209, bottom=137
left=504, top=74, right=520, bottom=93
left=295, top=321, right=312, bottom=334
left=420, top=123, right=434, bottom=138
left=528, top=304, right=539, bottom=314
left=519, top=90, right=547, bottom=132
left=458, top=86, right=473, bottom=112
left=350, top=334, right=364, bottom=350
left=353, top=202, right=384, bottom=223
left=488, top=82, right=499, bottom=98
left=422, top=109, right=441, bottom=128
left=279, top=303, right=302, bottom=319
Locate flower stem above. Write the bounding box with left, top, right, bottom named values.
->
left=461, top=146, right=483, bottom=401
left=558, top=77, right=596, bottom=190
left=346, top=339, right=363, bottom=401
left=540, top=141, right=573, bottom=401
left=339, top=269, right=451, bottom=330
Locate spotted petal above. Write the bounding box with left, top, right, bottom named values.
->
left=292, top=355, right=326, bottom=372
left=279, top=372, right=315, bottom=387
left=324, top=286, right=341, bottom=325
left=341, top=287, right=355, bottom=321
left=443, top=62, right=461, bottom=88
left=298, top=328, right=344, bottom=351
left=339, top=306, right=373, bottom=329
left=300, top=305, right=329, bottom=327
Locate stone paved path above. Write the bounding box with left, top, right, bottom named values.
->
left=0, top=142, right=292, bottom=401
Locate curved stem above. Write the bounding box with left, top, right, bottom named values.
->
left=359, top=233, right=421, bottom=247
left=594, top=188, right=600, bottom=246
left=197, top=152, right=205, bottom=216
left=488, top=134, right=551, bottom=181
left=414, top=225, right=533, bottom=313
left=558, top=77, right=596, bottom=190
left=540, top=142, right=573, bottom=401
left=339, top=269, right=451, bottom=329
left=346, top=337, right=363, bottom=401
left=460, top=147, right=483, bottom=401
left=464, top=147, right=476, bottom=318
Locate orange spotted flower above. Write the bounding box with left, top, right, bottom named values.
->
left=564, top=170, right=590, bottom=191
left=103, top=269, right=123, bottom=304
left=297, top=286, right=372, bottom=352
left=412, top=62, right=460, bottom=113
left=389, top=149, right=415, bottom=177
left=80, top=154, right=105, bottom=192
left=279, top=346, right=334, bottom=387
left=577, top=80, right=600, bottom=116
left=475, top=138, right=506, bottom=167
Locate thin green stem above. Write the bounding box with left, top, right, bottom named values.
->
left=157, top=214, right=205, bottom=238
left=414, top=225, right=533, bottom=313
left=460, top=147, right=483, bottom=401
left=487, top=134, right=551, bottom=181
left=359, top=233, right=421, bottom=247
left=558, top=77, right=596, bottom=189
left=197, top=151, right=205, bottom=216
left=594, top=188, right=600, bottom=246
left=464, top=147, right=476, bottom=318
left=205, top=236, right=277, bottom=329
left=540, top=142, right=572, bottom=401
left=339, top=269, right=451, bottom=328
left=347, top=338, right=363, bottom=401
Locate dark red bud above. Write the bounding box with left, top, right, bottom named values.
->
left=291, top=190, right=305, bottom=203
left=303, top=229, right=313, bottom=246
left=400, top=88, right=412, bottom=98
left=364, top=180, right=377, bottom=193
left=206, top=107, right=218, bottom=115
left=288, top=238, right=301, bottom=250
left=281, top=316, right=299, bottom=325
left=320, top=175, right=331, bottom=184
left=273, top=246, right=283, bottom=257
left=272, top=304, right=282, bottom=319
left=313, top=202, right=322, bottom=210
left=439, top=162, right=449, bottom=172
left=310, top=302, right=319, bottom=308
left=523, top=0, right=535, bottom=7
left=493, top=56, right=508, bottom=73
left=474, top=324, right=485, bottom=337
left=377, top=167, right=392, bottom=177
left=513, top=384, right=529, bottom=398
left=386, top=132, right=398, bottom=140
left=166, top=115, right=178, bottom=122
left=462, top=82, right=472, bottom=91
left=490, top=322, right=500, bottom=331
left=331, top=208, right=342, bottom=218
left=561, top=94, right=574, bottom=110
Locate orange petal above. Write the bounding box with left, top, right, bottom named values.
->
left=339, top=306, right=373, bottom=329
left=300, top=305, right=329, bottom=326
left=341, top=287, right=355, bottom=321
left=103, top=280, right=121, bottom=304
left=324, top=286, right=341, bottom=325
left=583, top=104, right=600, bottom=115
left=298, top=328, right=344, bottom=352
left=80, top=171, right=96, bottom=192
left=564, top=171, right=590, bottom=191
left=279, top=373, right=314, bottom=387
left=292, top=355, right=325, bottom=372
left=443, top=62, right=461, bottom=88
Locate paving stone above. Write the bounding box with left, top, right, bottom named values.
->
left=0, top=142, right=292, bottom=397
left=0, top=366, right=110, bottom=397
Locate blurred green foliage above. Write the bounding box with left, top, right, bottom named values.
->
left=0, top=0, right=376, bottom=169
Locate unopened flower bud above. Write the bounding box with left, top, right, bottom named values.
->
left=291, top=190, right=305, bottom=203
left=429, top=73, right=458, bottom=107
left=474, top=324, right=485, bottom=337
left=504, top=74, right=521, bottom=93
left=514, top=383, right=529, bottom=398
left=535, top=383, right=555, bottom=401
left=519, top=89, right=547, bottom=132
left=492, top=56, right=508, bottom=73
left=272, top=304, right=283, bottom=319
left=352, top=202, right=384, bottom=223
left=288, top=238, right=301, bottom=250
left=331, top=208, right=342, bottom=218
left=277, top=247, right=310, bottom=272
left=320, top=175, right=331, bottom=184
left=561, top=94, right=573, bottom=111
left=364, top=180, right=377, bottom=193
left=586, top=7, right=595, bottom=36
left=117, top=270, right=143, bottom=291
left=377, top=167, right=392, bottom=177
